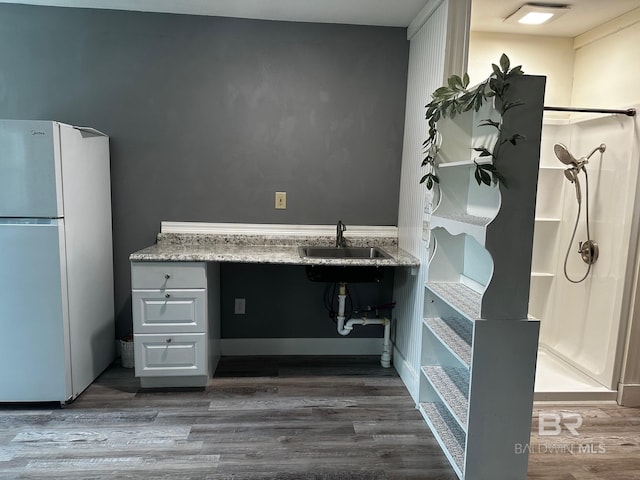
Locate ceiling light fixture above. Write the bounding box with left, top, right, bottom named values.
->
left=505, top=3, right=570, bottom=25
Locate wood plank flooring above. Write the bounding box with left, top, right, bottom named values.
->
left=0, top=356, right=639, bottom=479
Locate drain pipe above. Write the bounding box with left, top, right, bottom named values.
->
left=336, top=283, right=392, bottom=368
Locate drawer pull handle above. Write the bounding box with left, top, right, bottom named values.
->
left=164, top=273, right=171, bottom=279
left=165, top=293, right=171, bottom=298
left=166, top=338, right=172, bottom=343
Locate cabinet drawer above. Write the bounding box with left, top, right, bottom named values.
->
left=132, top=289, right=206, bottom=333
left=131, top=262, right=206, bottom=289
left=134, top=333, right=207, bottom=377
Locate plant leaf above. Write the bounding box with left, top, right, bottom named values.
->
left=508, top=133, right=526, bottom=145
left=501, top=99, right=525, bottom=114
left=448, top=74, right=463, bottom=90
left=500, top=53, right=510, bottom=73
left=507, top=65, right=524, bottom=78
left=420, top=173, right=439, bottom=190
left=478, top=168, right=492, bottom=186
left=478, top=163, right=496, bottom=172
left=492, top=170, right=508, bottom=188
left=478, top=119, right=501, bottom=130
left=432, top=86, right=449, bottom=98
left=473, top=147, right=493, bottom=157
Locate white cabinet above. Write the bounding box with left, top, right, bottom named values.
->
left=419, top=75, right=546, bottom=479
left=131, top=261, right=220, bottom=388
left=132, top=289, right=207, bottom=333
left=134, top=333, right=208, bottom=377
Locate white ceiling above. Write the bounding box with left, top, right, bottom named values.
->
left=0, top=0, right=429, bottom=27
left=471, top=0, right=639, bottom=37
left=0, top=0, right=638, bottom=37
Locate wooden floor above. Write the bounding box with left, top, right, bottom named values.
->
left=0, top=356, right=639, bottom=479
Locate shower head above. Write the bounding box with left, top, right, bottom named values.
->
left=564, top=167, right=583, bottom=203
left=564, top=168, right=578, bottom=183
left=555, top=142, right=606, bottom=168
left=554, top=143, right=578, bottom=166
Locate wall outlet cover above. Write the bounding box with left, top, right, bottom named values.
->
left=234, top=298, right=246, bottom=315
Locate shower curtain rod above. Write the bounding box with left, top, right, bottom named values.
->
left=544, top=106, right=636, bottom=117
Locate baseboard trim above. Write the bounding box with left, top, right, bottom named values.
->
left=617, top=383, right=640, bottom=406
left=393, top=349, right=419, bottom=403
left=220, top=338, right=384, bottom=356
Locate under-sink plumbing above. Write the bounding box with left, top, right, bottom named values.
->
left=335, top=282, right=392, bottom=368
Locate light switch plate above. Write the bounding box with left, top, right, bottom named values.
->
left=275, top=191, right=287, bottom=209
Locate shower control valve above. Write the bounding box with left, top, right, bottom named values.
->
left=579, top=240, right=599, bottom=265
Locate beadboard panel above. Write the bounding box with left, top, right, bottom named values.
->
left=393, top=0, right=470, bottom=402
left=393, top=1, right=447, bottom=400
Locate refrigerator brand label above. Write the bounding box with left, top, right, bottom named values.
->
left=30, top=130, right=46, bottom=136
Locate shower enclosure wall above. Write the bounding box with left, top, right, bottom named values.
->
left=530, top=108, right=640, bottom=400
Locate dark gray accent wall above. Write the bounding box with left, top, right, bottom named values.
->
left=0, top=4, right=409, bottom=337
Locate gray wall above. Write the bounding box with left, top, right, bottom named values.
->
left=221, top=264, right=394, bottom=338
left=0, top=4, right=409, bottom=338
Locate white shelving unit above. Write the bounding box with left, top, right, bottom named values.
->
left=419, top=75, right=546, bottom=479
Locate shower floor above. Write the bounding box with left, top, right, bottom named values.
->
left=534, top=347, right=617, bottom=401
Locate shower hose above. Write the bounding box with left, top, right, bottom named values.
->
left=563, top=168, right=591, bottom=284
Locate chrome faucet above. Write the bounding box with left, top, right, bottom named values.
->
left=336, top=220, right=347, bottom=248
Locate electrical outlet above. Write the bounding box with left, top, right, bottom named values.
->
left=275, top=191, right=287, bottom=209
left=234, top=298, right=246, bottom=315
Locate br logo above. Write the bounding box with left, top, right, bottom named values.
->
left=538, top=413, right=583, bottom=436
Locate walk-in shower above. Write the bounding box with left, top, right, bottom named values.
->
left=553, top=142, right=606, bottom=283
left=530, top=107, right=640, bottom=401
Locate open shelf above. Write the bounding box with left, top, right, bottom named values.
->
left=419, top=402, right=465, bottom=477
left=529, top=274, right=555, bottom=320
left=432, top=166, right=500, bottom=239
left=428, top=228, right=492, bottom=301
left=426, top=282, right=481, bottom=321
left=422, top=365, right=470, bottom=427
left=424, top=317, right=472, bottom=367
left=531, top=215, right=561, bottom=275
left=535, top=168, right=565, bottom=220
left=438, top=159, right=493, bottom=169
left=430, top=213, right=491, bottom=245
left=432, top=212, right=491, bottom=227
left=436, top=99, right=500, bottom=166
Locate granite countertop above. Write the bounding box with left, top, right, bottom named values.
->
left=130, top=233, right=420, bottom=267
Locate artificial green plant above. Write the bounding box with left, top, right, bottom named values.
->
left=420, top=54, right=525, bottom=190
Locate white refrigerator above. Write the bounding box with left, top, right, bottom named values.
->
left=0, top=119, right=115, bottom=404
